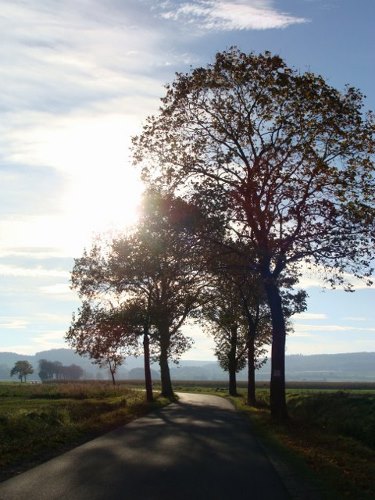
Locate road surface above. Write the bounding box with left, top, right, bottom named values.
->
left=0, top=393, right=291, bottom=500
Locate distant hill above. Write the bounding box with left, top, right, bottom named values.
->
left=0, top=349, right=374, bottom=382
left=283, top=352, right=375, bottom=381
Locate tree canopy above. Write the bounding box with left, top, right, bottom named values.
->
left=68, top=190, right=215, bottom=397
left=10, top=360, right=34, bottom=382
left=133, top=48, right=374, bottom=418
left=38, top=359, right=84, bottom=381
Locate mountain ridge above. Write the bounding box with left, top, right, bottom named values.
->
left=0, top=349, right=374, bottom=382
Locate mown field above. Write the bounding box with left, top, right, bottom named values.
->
left=0, top=382, right=167, bottom=482
left=1, top=380, right=374, bottom=499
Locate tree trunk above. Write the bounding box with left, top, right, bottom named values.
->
left=143, top=330, right=154, bottom=402
left=109, top=369, right=116, bottom=386
left=159, top=331, right=174, bottom=399
left=228, top=367, right=237, bottom=396
left=247, top=332, right=256, bottom=406
left=228, top=327, right=238, bottom=396
left=263, top=276, right=288, bottom=420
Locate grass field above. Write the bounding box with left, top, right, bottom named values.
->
left=0, top=381, right=167, bottom=482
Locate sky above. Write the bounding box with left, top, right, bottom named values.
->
left=1, top=0, right=374, bottom=361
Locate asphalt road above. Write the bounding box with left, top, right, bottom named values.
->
left=0, top=393, right=291, bottom=500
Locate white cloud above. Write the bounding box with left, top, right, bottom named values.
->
left=295, top=323, right=375, bottom=333
left=0, top=319, right=28, bottom=329
left=294, top=312, right=327, bottom=320
left=0, top=0, right=165, bottom=255
left=160, top=0, right=308, bottom=31
left=38, top=284, right=71, bottom=295
left=343, top=316, right=367, bottom=322
left=0, top=263, right=69, bottom=278
left=0, top=248, right=68, bottom=259
left=4, top=330, right=68, bottom=355
left=38, top=283, right=78, bottom=302
left=31, top=330, right=70, bottom=351
left=297, top=262, right=375, bottom=291
left=34, top=312, right=72, bottom=323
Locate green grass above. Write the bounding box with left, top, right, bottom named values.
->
left=0, top=381, right=168, bottom=482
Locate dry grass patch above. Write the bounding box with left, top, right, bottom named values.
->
left=233, top=390, right=375, bottom=499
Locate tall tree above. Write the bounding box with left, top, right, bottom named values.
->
left=202, top=282, right=248, bottom=396
left=204, top=247, right=273, bottom=403
left=10, top=361, right=33, bottom=382
left=133, top=48, right=374, bottom=419
left=70, top=191, right=212, bottom=398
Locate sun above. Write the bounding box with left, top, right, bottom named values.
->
left=45, top=113, right=145, bottom=248
left=64, top=164, right=144, bottom=235
left=4, top=111, right=146, bottom=255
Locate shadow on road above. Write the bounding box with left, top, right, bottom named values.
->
left=0, top=394, right=289, bottom=500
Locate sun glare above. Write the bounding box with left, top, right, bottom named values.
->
left=64, top=164, right=144, bottom=235
left=8, top=112, right=146, bottom=254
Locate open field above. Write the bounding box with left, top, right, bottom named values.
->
left=0, top=381, right=167, bottom=482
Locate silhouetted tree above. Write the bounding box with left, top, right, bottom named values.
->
left=38, top=359, right=84, bottom=381
left=133, top=48, right=374, bottom=419
left=70, top=191, right=215, bottom=398
left=61, top=364, right=84, bottom=380
left=67, top=302, right=138, bottom=385
left=10, top=360, right=33, bottom=382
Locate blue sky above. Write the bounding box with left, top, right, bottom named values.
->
left=1, top=0, right=374, bottom=360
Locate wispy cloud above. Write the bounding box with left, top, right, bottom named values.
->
left=4, top=331, right=68, bottom=355
left=294, top=312, right=327, bottom=320
left=343, top=316, right=367, bottom=322
left=159, top=0, right=308, bottom=31
left=297, top=262, right=375, bottom=291
left=38, top=283, right=77, bottom=301
left=295, top=324, right=375, bottom=333
left=0, top=264, right=69, bottom=278
left=0, top=0, right=167, bottom=255
left=0, top=319, right=28, bottom=329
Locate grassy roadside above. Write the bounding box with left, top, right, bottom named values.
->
left=171, top=382, right=375, bottom=499
left=232, top=395, right=375, bottom=499
left=0, top=382, right=169, bottom=482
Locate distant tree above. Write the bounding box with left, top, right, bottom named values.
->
left=53, top=361, right=64, bottom=380
left=203, top=243, right=273, bottom=402
left=38, top=359, right=53, bottom=381
left=128, top=367, right=160, bottom=380
left=67, top=301, right=138, bottom=385
left=10, top=360, right=33, bottom=382
left=67, top=297, right=156, bottom=399
left=38, top=359, right=70, bottom=381
left=61, top=364, right=84, bottom=380
left=133, top=48, right=374, bottom=419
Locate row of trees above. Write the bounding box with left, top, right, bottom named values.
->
left=38, top=359, right=84, bottom=381
left=67, top=48, right=374, bottom=420
left=9, top=360, right=84, bottom=382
